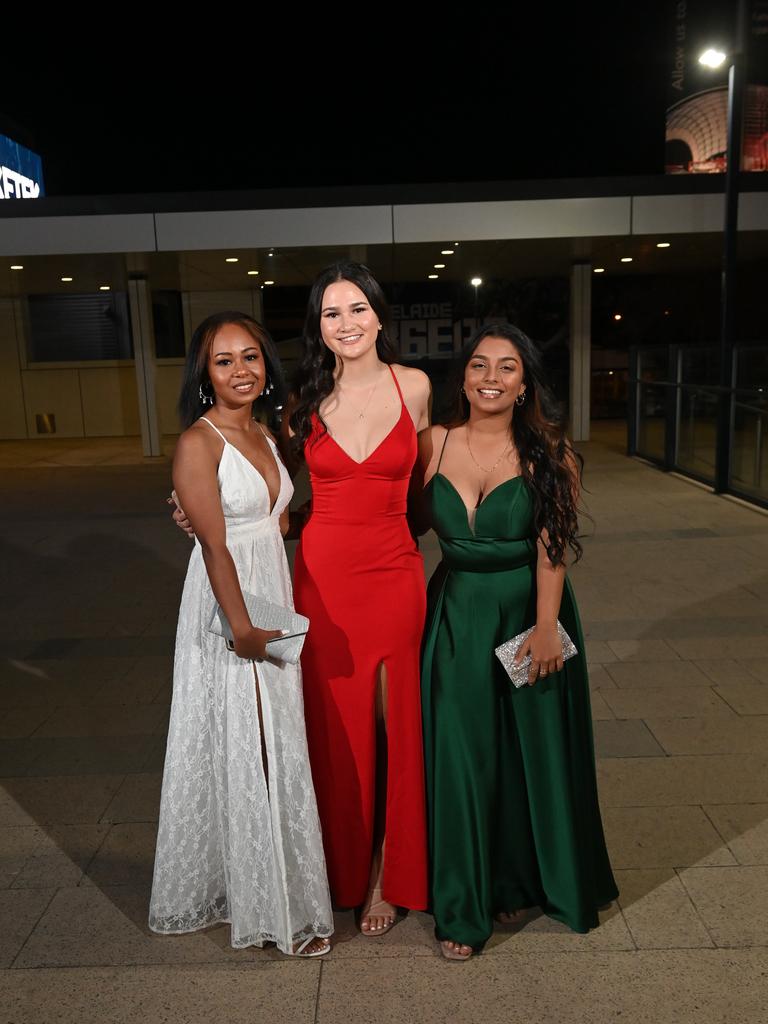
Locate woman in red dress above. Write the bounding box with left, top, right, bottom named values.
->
left=288, top=262, right=430, bottom=933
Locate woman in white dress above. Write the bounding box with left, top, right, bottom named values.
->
left=149, top=312, right=333, bottom=957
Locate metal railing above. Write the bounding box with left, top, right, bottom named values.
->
left=628, top=345, right=768, bottom=507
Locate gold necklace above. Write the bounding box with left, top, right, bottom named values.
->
left=338, top=370, right=382, bottom=421
left=465, top=426, right=513, bottom=475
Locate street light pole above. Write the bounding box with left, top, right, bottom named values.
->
left=714, top=0, right=748, bottom=493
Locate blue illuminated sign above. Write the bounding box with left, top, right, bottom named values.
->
left=0, top=134, right=45, bottom=199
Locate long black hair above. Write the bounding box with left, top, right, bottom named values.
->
left=178, top=311, right=285, bottom=430
left=449, top=323, right=583, bottom=566
left=289, top=262, right=397, bottom=458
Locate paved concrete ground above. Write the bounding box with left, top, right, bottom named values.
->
left=1, top=425, right=767, bottom=1024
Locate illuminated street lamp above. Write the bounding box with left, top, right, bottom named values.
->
left=470, top=276, right=482, bottom=319
left=698, top=0, right=746, bottom=493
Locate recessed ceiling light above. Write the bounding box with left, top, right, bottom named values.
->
left=99, top=285, right=111, bottom=291
left=620, top=257, right=633, bottom=263
left=453, top=243, right=460, bottom=247
left=61, top=276, right=73, bottom=282
left=593, top=267, right=605, bottom=273
left=656, top=242, right=671, bottom=248
left=434, top=263, right=446, bottom=269
left=225, top=257, right=239, bottom=263
left=264, top=280, right=275, bottom=285
left=10, top=264, right=23, bottom=270
left=613, top=313, right=622, bottom=321
left=441, top=249, right=454, bottom=255
left=428, top=274, right=439, bottom=279
left=267, top=250, right=274, bottom=257
left=247, top=270, right=259, bottom=276
left=470, top=276, right=482, bottom=286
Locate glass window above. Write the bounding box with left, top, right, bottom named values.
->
left=27, top=292, right=132, bottom=362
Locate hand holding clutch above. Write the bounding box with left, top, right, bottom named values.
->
left=232, top=626, right=287, bottom=662
left=495, top=621, right=577, bottom=688
left=208, top=594, right=309, bottom=664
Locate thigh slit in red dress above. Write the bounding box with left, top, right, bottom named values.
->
left=293, top=367, right=428, bottom=910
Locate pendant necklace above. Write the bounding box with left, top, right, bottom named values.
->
left=340, top=369, right=382, bottom=421
left=466, top=426, right=513, bottom=501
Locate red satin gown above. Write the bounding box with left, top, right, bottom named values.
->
left=293, top=366, right=428, bottom=910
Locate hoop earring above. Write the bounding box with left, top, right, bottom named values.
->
left=515, top=389, right=526, bottom=406
left=199, top=383, right=214, bottom=406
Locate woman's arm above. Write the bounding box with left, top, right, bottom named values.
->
left=173, top=430, right=282, bottom=661
left=400, top=368, right=433, bottom=537
left=524, top=533, right=567, bottom=682
left=408, top=424, right=447, bottom=537
left=516, top=447, right=580, bottom=683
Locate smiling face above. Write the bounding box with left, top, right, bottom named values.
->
left=319, top=279, right=381, bottom=362
left=206, top=322, right=266, bottom=406
left=463, top=335, right=526, bottom=414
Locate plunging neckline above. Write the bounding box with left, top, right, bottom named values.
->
left=200, top=417, right=282, bottom=515
left=222, top=442, right=282, bottom=515
left=324, top=403, right=407, bottom=467
left=429, top=472, right=524, bottom=532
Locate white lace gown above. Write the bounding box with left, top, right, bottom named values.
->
left=149, top=421, right=333, bottom=952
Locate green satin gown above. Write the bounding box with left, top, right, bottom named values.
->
left=421, top=470, right=618, bottom=949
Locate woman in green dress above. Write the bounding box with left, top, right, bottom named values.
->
left=416, top=323, right=618, bottom=961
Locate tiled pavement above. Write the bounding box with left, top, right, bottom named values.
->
left=1, top=426, right=767, bottom=1023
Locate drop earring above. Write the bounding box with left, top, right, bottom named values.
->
left=263, top=376, right=274, bottom=397
left=199, top=383, right=214, bottom=406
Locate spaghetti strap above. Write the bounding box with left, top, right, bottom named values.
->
left=435, top=428, right=450, bottom=474
left=388, top=364, right=405, bottom=407
left=200, top=417, right=228, bottom=443
left=256, top=422, right=273, bottom=445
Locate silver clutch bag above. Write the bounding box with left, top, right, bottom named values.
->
left=207, top=593, right=309, bottom=664
left=495, top=621, right=577, bottom=688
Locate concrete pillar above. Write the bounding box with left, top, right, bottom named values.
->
left=569, top=262, right=592, bottom=442
left=127, top=274, right=161, bottom=457
left=251, top=287, right=264, bottom=322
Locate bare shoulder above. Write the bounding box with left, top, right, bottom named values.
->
left=417, top=423, right=448, bottom=472
left=175, top=420, right=220, bottom=462
left=391, top=363, right=431, bottom=398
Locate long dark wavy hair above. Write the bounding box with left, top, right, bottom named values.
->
left=289, top=262, right=397, bottom=459
left=449, top=323, right=583, bottom=566
left=178, top=311, right=285, bottom=430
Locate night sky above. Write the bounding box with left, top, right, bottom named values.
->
left=0, top=6, right=732, bottom=197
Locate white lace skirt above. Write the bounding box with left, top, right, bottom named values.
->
left=148, top=538, right=333, bottom=952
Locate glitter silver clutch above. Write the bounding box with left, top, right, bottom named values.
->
left=207, top=594, right=309, bottom=664
left=494, top=621, right=577, bottom=688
